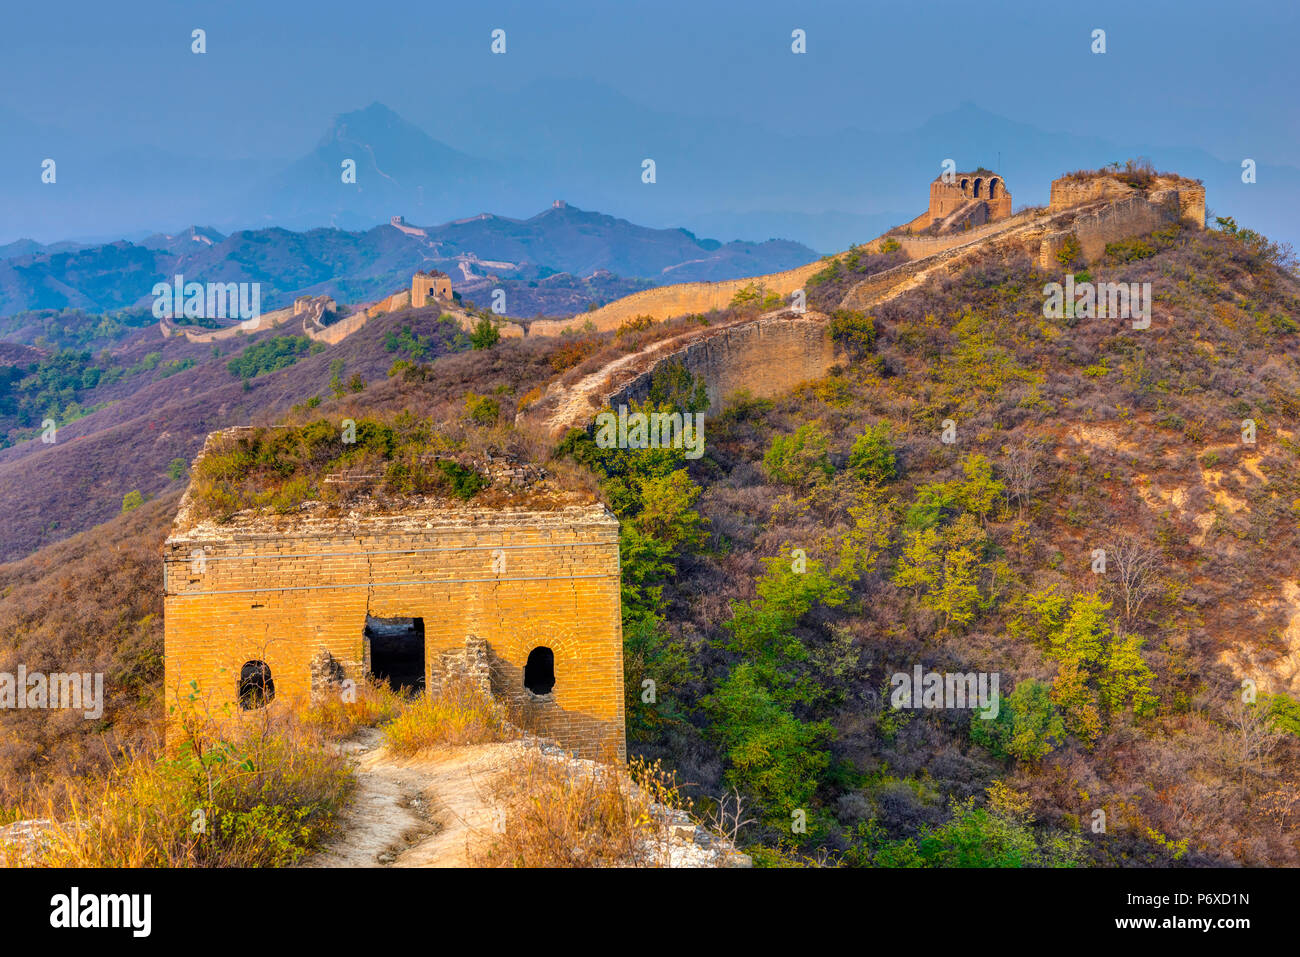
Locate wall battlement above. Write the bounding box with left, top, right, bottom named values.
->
left=525, top=260, right=825, bottom=338
left=606, top=312, right=838, bottom=413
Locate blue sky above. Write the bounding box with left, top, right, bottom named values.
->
left=3, top=0, right=1294, bottom=162
left=1, top=0, right=1296, bottom=247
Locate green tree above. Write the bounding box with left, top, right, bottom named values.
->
left=832, top=497, right=894, bottom=584
left=1100, top=629, right=1159, bottom=720
left=121, top=490, right=144, bottom=513
left=469, top=318, right=501, bottom=350
left=829, top=309, right=876, bottom=359
left=725, top=558, right=848, bottom=667
left=1017, top=589, right=1158, bottom=744
left=763, top=422, right=834, bottom=487
left=926, top=513, right=985, bottom=629
left=893, top=526, right=941, bottom=597
left=706, top=662, right=834, bottom=838
left=1267, top=693, right=1300, bottom=736
left=971, top=679, right=1066, bottom=762
left=705, top=557, right=849, bottom=839
left=646, top=360, right=709, bottom=412
left=463, top=392, right=500, bottom=426
left=848, top=423, right=897, bottom=484
left=226, top=336, right=320, bottom=380
left=955, top=453, right=1005, bottom=521
left=629, top=470, right=705, bottom=550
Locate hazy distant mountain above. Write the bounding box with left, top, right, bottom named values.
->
left=0, top=203, right=817, bottom=318
left=0, top=238, right=88, bottom=261
left=240, top=103, right=511, bottom=231
left=2, top=91, right=1295, bottom=253
left=138, top=226, right=226, bottom=255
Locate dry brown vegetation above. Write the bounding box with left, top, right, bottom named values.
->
left=1058, top=158, right=1203, bottom=192
left=383, top=675, right=512, bottom=754
left=299, top=677, right=406, bottom=739
left=0, top=492, right=175, bottom=812
left=470, top=751, right=691, bottom=867
left=5, top=701, right=352, bottom=868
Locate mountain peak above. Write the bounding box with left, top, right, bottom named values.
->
left=319, top=101, right=436, bottom=150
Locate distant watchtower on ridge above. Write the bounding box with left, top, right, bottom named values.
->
left=412, top=269, right=452, bottom=304
left=906, top=169, right=1012, bottom=232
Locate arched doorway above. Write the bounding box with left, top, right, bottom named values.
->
left=238, top=660, right=275, bottom=710
left=524, top=646, right=555, bottom=695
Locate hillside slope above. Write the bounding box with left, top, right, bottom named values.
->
left=2, top=215, right=1297, bottom=867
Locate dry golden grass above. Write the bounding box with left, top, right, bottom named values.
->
left=5, top=703, right=352, bottom=868
left=470, top=752, right=690, bottom=867
left=383, top=675, right=511, bottom=754
left=299, top=676, right=406, bottom=738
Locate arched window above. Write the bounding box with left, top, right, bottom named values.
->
left=523, top=646, right=555, bottom=695
left=960, top=178, right=970, bottom=194
left=239, top=660, right=275, bottom=710
left=972, top=177, right=984, bottom=198
left=988, top=178, right=1000, bottom=198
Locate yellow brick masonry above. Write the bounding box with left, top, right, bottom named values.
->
left=164, top=505, right=626, bottom=760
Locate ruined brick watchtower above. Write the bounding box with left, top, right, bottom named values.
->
left=906, top=169, right=1013, bottom=232
left=163, top=432, right=626, bottom=760
left=411, top=270, right=453, bottom=305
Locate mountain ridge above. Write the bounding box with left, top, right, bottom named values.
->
left=0, top=203, right=817, bottom=318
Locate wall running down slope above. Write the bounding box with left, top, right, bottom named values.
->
left=524, top=173, right=1206, bottom=437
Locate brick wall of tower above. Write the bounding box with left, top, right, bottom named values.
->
left=163, top=511, right=626, bottom=760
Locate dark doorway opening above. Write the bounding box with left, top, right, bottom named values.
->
left=524, top=646, right=555, bottom=695
left=239, top=660, right=275, bottom=710
left=366, top=616, right=425, bottom=692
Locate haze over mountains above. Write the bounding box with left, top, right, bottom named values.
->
left=0, top=200, right=815, bottom=318
left=6, top=89, right=1298, bottom=255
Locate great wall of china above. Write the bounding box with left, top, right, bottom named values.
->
left=159, top=171, right=1206, bottom=442
left=160, top=168, right=1209, bottom=766
left=522, top=172, right=1206, bottom=436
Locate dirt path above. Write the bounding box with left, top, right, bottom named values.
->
left=304, top=729, right=517, bottom=868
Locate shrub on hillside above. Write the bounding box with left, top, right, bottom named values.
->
left=848, top=423, right=897, bottom=483
left=616, top=314, right=656, bottom=338
left=227, top=335, right=323, bottom=380
left=463, top=392, right=501, bottom=426
left=469, top=318, right=501, bottom=350
left=829, top=309, right=877, bottom=360
left=763, top=422, right=835, bottom=487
